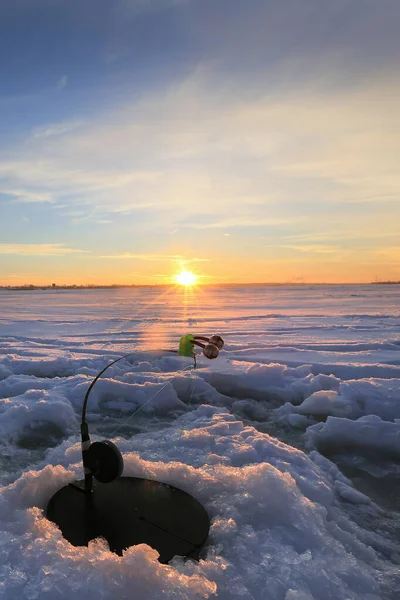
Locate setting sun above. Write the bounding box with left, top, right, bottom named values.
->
left=174, top=270, right=198, bottom=286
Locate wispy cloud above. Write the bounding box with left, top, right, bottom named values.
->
left=373, top=246, right=400, bottom=264
left=57, top=75, right=68, bottom=90
left=187, top=217, right=290, bottom=229
left=0, top=244, right=87, bottom=256
left=1, top=188, right=53, bottom=203
left=283, top=231, right=400, bottom=244
left=2, top=71, right=400, bottom=223
left=33, top=121, right=82, bottom=139
left=98, top=253, right=209, bottom=262
left=265, top=243, right=338, bottom=254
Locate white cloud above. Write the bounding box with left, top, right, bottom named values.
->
left=0, top=244, right=86, bottom=256
left=1, top=188, right=53, bottom=203
left=98, top=253, right=209, bottom=262
left=6, top=272, right=38, bottom=280
left=280, top=244, right=338, bottom=254
left=33, top=121, right=82, bottom=139
left=187, top=216, right=290, bottom=229
left=373, top=246, right=400, bottom=263
left=57, top=75, right=68, bottom=90
left=284, top=231, right=400, bottom=243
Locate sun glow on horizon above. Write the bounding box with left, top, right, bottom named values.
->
left=174, top=270, right=198, bottom=286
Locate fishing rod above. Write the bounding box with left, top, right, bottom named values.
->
left=80, top=333, right=225, bottom=492
left=46, top=332, right=225, bottom=562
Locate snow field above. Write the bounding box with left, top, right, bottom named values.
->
left=0, top=284, right=399, bottom=599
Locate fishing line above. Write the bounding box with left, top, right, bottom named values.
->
left=187, top=364, right=196, bottom=409
left=108, top=363, right=194, bottom=438
left=82, top=334, right=224, bottom=441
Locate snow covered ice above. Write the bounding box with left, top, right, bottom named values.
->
left=0, top=284, right=399, bottom=599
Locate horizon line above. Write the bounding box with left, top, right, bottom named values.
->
left=1, top=281, right=399, bottom=289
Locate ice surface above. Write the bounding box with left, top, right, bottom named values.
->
left=0, top=284, right=399, bottom=599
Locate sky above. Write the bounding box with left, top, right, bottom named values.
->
left=0, top=0, right=399, bottom=285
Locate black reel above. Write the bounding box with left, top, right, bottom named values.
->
left=84, top=440, right=124, bottom=483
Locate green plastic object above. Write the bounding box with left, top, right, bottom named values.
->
left=178, top=334, right=195, bottom=357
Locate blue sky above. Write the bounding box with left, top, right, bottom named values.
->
left=1, top=0, right=399, bottom=284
